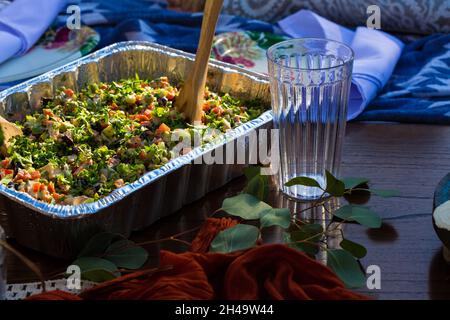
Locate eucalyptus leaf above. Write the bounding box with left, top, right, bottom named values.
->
left=284, top=231, right=320, bottom=257
left=371, top=189, right=400, bottom=198
left=104, top=240, right=148, bottom=269
left=286, top=234, right=319, bottom=258
left=285, top=177, right=322, bottom=188
left=342, top=177, right=370, bottom=190
left=244, top=175, right=269, bottom=201
left=291, top=242, right=319, bottom=257
left=334, top=205, right=382, bottom=228
left=72, top=257, right=119, bottom=282
left=81, top=269, right=117, bottom=282
left=327, top=249, right=366, bottom=288
left=325, top=170, right=345, bottom=197
left=78, top=232, right=120, bottom=258
left=285, top=223, right=323, bottom=257
left=340, top=238, right=367, bottom=259
left=221, top=193, right=272, bottom=220
left=290, top=223, right=323, bottom=243
left=210, top=224, right=259, bottom=253
left=260, top=208, right=291, bottom=228
left=244, top=166, right=261, bottom=180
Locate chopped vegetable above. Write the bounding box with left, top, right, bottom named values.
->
left=0, top=77, right=265, bottom=205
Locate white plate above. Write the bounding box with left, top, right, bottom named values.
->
left=0, top=26, right=99, bottom=84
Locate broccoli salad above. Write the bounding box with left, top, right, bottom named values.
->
left=0, top=77, right=265, bottom=205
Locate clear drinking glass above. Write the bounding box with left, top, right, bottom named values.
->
left=267, top=38, right=354, bottom=200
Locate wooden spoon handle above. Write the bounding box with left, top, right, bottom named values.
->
left=175, top=0, right=223, bottom=122
left=190, top=0, right=223, bottom=95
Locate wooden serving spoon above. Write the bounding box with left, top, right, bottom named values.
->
left=0, top=116, right=22, bottom=156
left=174, top=0, right=224, bottom=123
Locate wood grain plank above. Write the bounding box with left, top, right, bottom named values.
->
left=3, top=122, right=450, bottom=299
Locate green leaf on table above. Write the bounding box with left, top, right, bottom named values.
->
left=78, top=232, right=120, bottom=258
left=210, top=224, right=259, bottom=253
left=81, top=269, right=118, bottom=283
left=103, top=239, right=148, bottom=269
left=327, top=249, right=366, bottom=288
left=284, top=223, right=323, bottom=257
left=325, top=170, right=346, bottom=197
left=291, top=241, right=320, bottom=257
left=72, top=256, right=119, bottom=282
left=292, top=223, right=324, bottom=242
left=221, top=193, right=272, bottom=220
left=260, top=208, right=291, bottom=228
left=284, top=231, right=319, bottom=257
left=334, top=205, right=382, bottom=228
left=371, top=189, right=400, bottom=198
left=340, top=238, right=367, bottom=259
left=244, top=166, right=261, bottom=180
left=244, top=174, right=269, bottom=201
left=342, top=177, right=370, bottom=190
left=285, top=176, right=322, bottom=188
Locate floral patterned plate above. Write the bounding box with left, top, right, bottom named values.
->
left=0, top=26, right=99, bottom=84
left=211, top=31, right=289, bottom=74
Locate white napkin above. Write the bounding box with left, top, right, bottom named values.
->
left=278, top=10, right=404, bottom=120
left=0, top=0, right=67, bottom=65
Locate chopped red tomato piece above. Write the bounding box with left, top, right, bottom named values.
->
left=212, top=106, right=224, bottom=116
left=52, top=193, right=62, bottom=201
left=64, top=88, right=74, bottom=97
left=48, top=182, right=55, bottom=194
left=30, top=171, right=41, bottom=180
left=202, top=102, right=210, bottom=112
left=135, top=114, right=150, bottom=122
left=166, top=91, right=175, bottom=100
left=33, top=183, right=40, bottom=193
left=43, top=109, right=54, bottom=117
left=156, top=123, right=170, bottom=135
left=1, top=159, right=10, bottom=168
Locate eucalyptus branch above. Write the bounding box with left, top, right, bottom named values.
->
left=136, top=226, right=200, bottom=247
left=286, top=239, right=324, bottom=248
left=210, top=167, right=389, bottom=288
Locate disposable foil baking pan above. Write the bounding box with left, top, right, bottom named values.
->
left=0, top=41, right=272, bottom=258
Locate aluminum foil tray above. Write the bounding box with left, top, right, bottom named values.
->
left=0, top=41, right=272, bottom=258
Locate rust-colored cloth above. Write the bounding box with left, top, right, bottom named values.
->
left=190, top=217, right=238, bottom=253
left=28, top=218, right=368, bottom=300
left=28, top=290, right=82, bottom=300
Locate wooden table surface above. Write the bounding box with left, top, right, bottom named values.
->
left=2, top=122, right=450, bottom=300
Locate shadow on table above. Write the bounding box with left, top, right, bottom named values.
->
left=428, top=248, right=450, bottom=300
left=366, top=222, right=399, bottom=242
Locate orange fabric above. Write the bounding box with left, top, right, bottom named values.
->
left=190, top=217, right=238, bottom=253
left=27, top=290, right=82, bottom=300
left=27, top=218, right=368, bottom=300
left=80, top=251, right=213, bottom=300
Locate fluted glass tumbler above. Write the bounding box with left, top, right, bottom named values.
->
left=267, top=38, right=354, bottom=200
